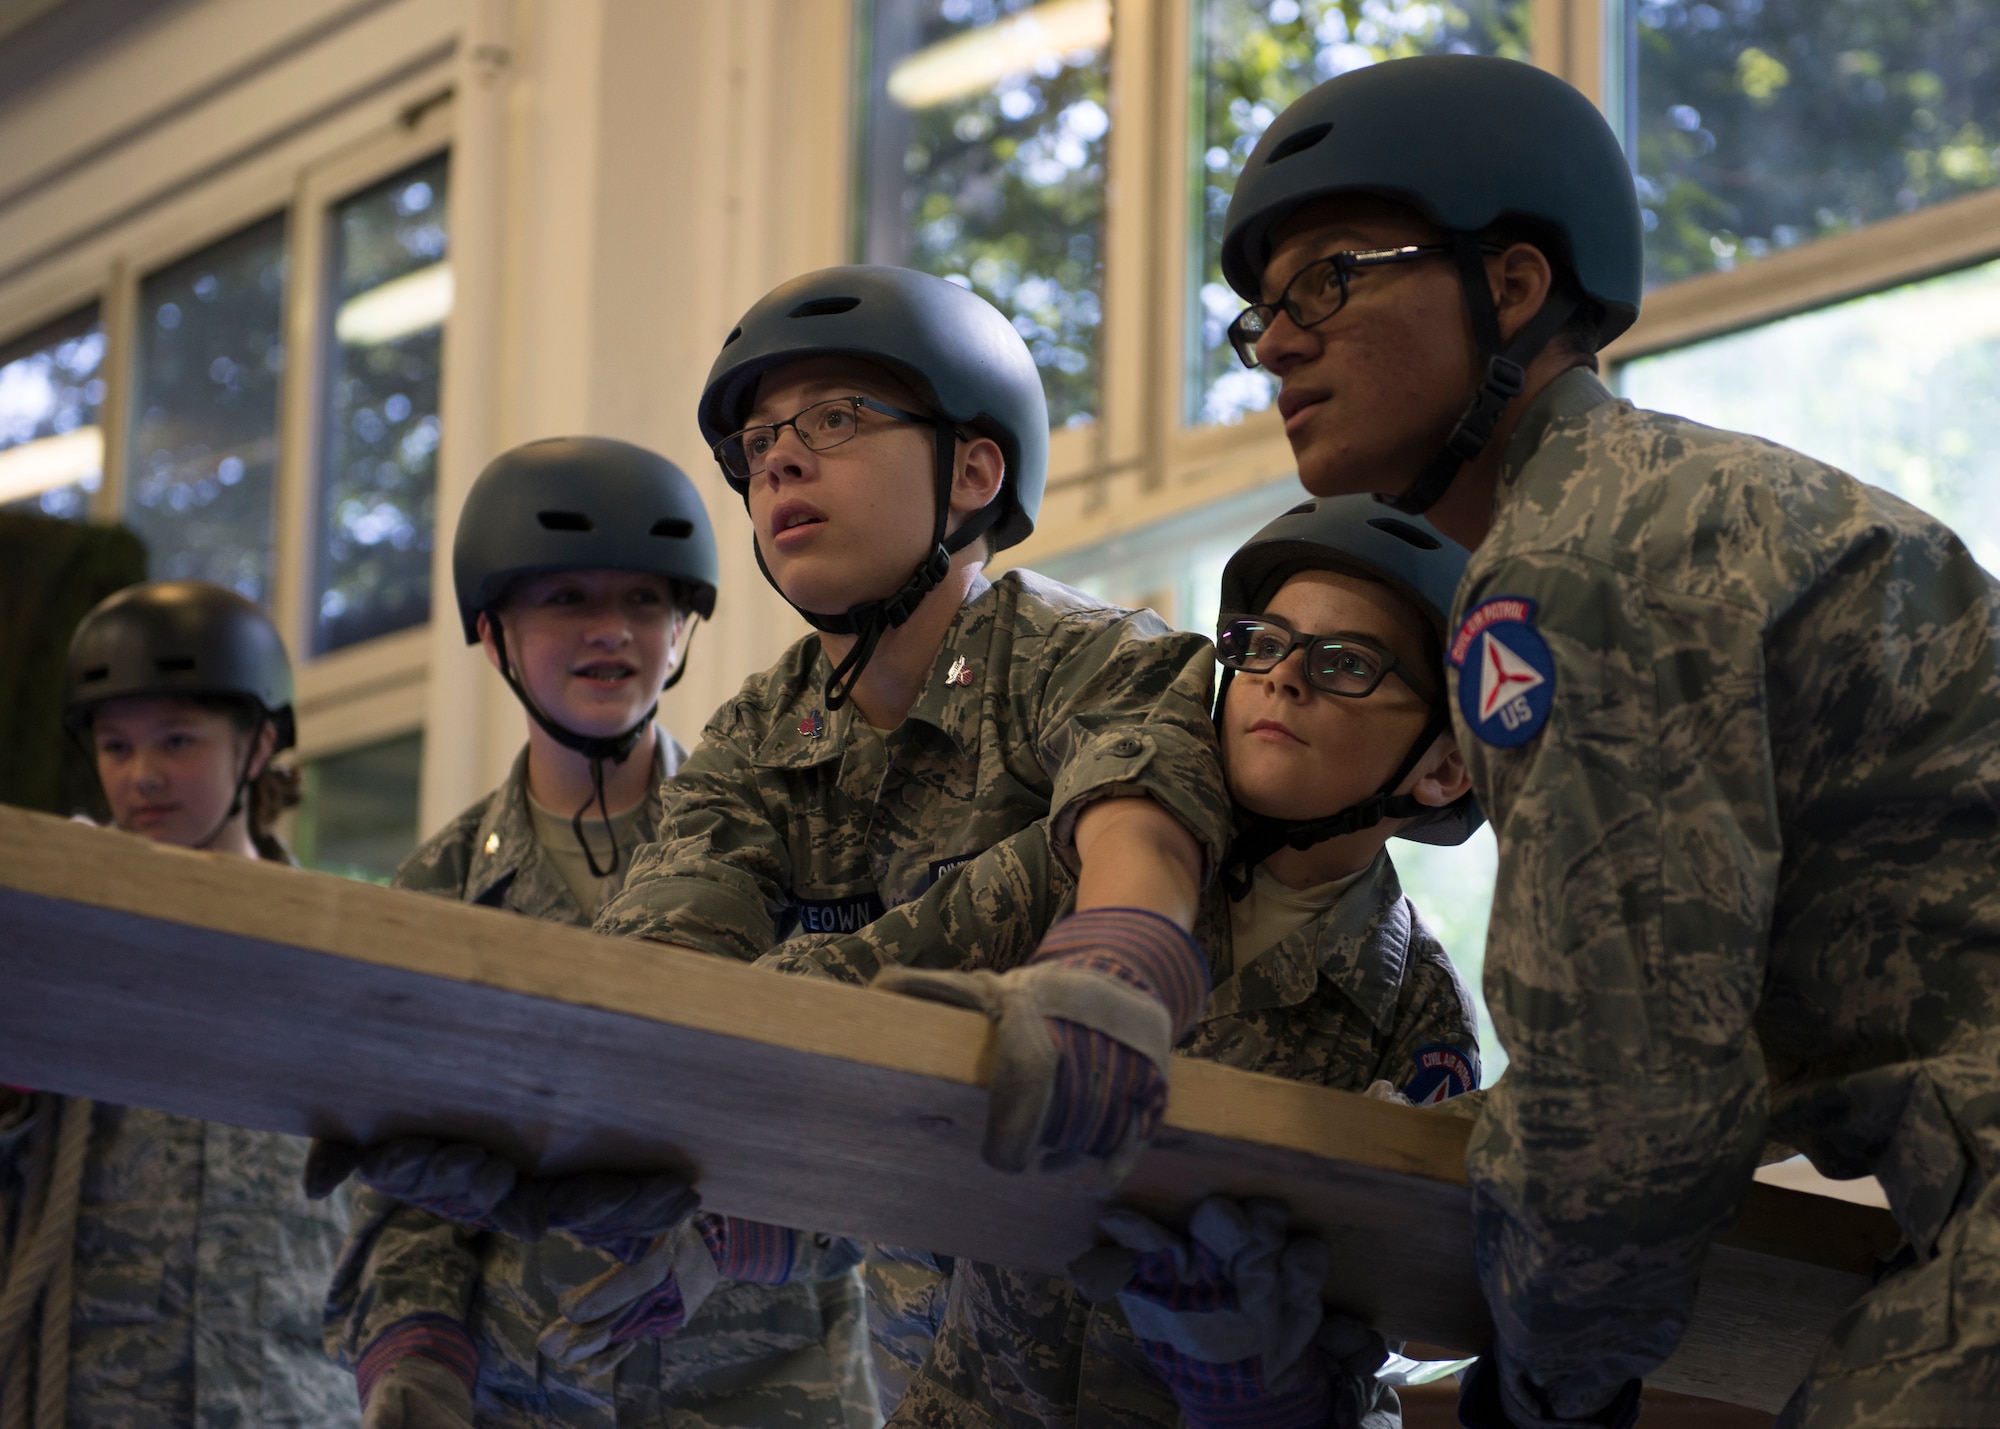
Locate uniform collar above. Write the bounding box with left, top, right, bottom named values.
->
left=753, top=574, right=995, bottom=768
left=1496, top=366, right=1614, bottom=492
left=465, top=737, right=670, bottom=914
left=1203, top=849, right=1412, bottom=1032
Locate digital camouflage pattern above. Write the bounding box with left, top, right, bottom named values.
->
left=597, top=569, right=1233, bottom=1416
left=1453, top=368, right=2000, bottom=1429
left=594, top=570, right=1232, bottom=963
left=772, top=823, right=1478, bottom=1429
left=324, top=737, right=882, bottom=1429
left=0, top=1098, right=357, bottom=1428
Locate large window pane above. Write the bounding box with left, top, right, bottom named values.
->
left=856, top=0, right=1110, bottom=429
left=1634, top=0, right=2000, bottom=289
left=292, top=731, right=424, bottom=883
left=127, top=216, right=287, bottom=601
left=0, top=306, right=106, bottom=521
left=1618, top=255, right=2000, bottom=574
left=1188, top=0, right=1529, bottom=427
left=1036, top=480, right=1506, bottom=1074
left=314, top=153, right=450, bottom=655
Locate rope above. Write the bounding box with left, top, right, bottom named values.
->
left=0, top=1097, right=91, bottom=1429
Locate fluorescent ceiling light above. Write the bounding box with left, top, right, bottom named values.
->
left=887, top=0, right=1110, bottom=110
left=334, top=262, right=453, bottom=346
left=0, top=426, right=102, bottom=505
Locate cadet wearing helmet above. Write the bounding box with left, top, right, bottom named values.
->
left=315, top=438, right=876, bottom=1429
left=577, top=267, right=1232, bottom=1413
left=1224, top=53, right=2000, bottom=1429
left=0, top=582, right=356, bottom=1428
left=761, top=496, right=1484, bottom=1429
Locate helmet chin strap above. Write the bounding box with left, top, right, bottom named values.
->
left=751, top=420, right=1001, bottom=712
left=1381, top=230, right=1578, bottom=518
left=1216, top=669, right=1451, bottom=901
left=489, top=610, right=654, bottom=880
left=175, top=709, right=269, bottom=854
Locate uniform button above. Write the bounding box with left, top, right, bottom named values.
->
left=1109, top=736, right=1143, bottom=758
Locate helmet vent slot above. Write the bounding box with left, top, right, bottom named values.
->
left=1284, top=500, right=1316, bottom=517
left=1367, top=516, right=1443, bottom=550
left=650, top=518, right=693, bottom=539
left=537, top=510, right=595, bottom=532
left=789, top=296, right=861, bottom=318
left=80, top=665, right=108, bottom=683
left=155, top=656, right=197, bottom=673
left=723, top=325, right=742, bottom=346
left=1265, top=122, right=1332, bottom=165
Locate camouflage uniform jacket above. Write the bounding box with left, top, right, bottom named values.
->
left=0, top=1097, right=357, bottom=1428
left=774, top=827, right=1480, bottom=1429
left=1451, top=368, right=2000, bottom=1428
left=325, top=738, right=881, bottom=1429
left=596, top=569, right=1234, bottom=1416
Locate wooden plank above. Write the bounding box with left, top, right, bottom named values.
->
left=0, top=805, right=1896, bottom=1411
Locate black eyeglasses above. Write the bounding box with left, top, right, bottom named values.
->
left=1216, top=615, right=1431, bottom=701
left=1226, top=244, right=1469, bottom=369
left=713, top=395, right=933, bottom=490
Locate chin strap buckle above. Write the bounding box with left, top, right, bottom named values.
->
left=1444, top=355, right=1525, bottom=462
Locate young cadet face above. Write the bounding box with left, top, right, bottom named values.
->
left=742, top=355, right=1001, bottom=616
left=90, top=695, right=267, bottom=848
left=1221, top=569, right=1443, bottom=823
left=480, top=569, right=687, bottom=739
left=1251, top=194, right=1479, bottom=502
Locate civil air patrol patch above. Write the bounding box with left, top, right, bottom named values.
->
left=1450, top=596, right=1554, bottom=747
left=1404, top=1044, right=1475, bottom=1105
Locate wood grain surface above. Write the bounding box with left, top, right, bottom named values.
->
left=0, top=805, right=1899, bottom=1410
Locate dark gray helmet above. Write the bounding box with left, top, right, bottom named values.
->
left=698, top=265, right=1048, bottom=554
left=1221, top=497, right=1467, bottom=637
left=1219, top=54, right=1642, bottom=342
left=64, top=581, right=296, bottom=751
left=1215, top=496, right=1479, bottom=859
left=452, top=436, right=720, bottom=643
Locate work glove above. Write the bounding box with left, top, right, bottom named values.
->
left=304, top=1137, right=547, bottom=1240
left=537, top=1214, right=799, bottom=1373
left=1456, top=1355, right=1641, bottom=1429
left=874, top=906, right=1210, bottom=1175
left=542, top=1169, right=702, bottom=1265
left=356, top=1316, right=478, bottom=1429
left=308, top=1138, right=698, bottom=1256
left=1069, top=1195, right=1384, bottom=1429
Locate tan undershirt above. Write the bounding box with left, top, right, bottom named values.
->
left=1228, top=863, right=1368, bottom=965
left=525, top=788, right=647, bottom=920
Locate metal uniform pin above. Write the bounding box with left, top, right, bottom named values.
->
left=946, top=655, right=973, bottom=687
left=484, top=832, right=501, bottom=855
left=798, top=710, right=824, bottom=738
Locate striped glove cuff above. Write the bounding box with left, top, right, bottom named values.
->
left=697, top=1215, right=797, bottom=1284
left=1029, top=906, right=1211, bottom=1038
left=356, top=1313, right=478, bottom=1407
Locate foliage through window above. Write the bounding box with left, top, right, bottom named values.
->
left=315, top=152, right=450, bottom=655
left=126, top=216, right=288, bottom=601
left=0, top=307, right=106, bottom=521
left=1633, top=0, right=2000, bottom=288
left=1619, top=254, right=2000, bottom=574
left=1189, top=0, right=1529, bottom=427
left=292, top=730, right=425, bottom=882
left=856, top=0, right=1111, bottom=429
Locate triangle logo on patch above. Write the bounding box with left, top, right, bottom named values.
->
left=1477, top=631, right=1546, bottom=722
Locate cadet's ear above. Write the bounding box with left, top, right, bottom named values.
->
left=948, top=434, right=1006, bottom=521
left=1410, top=734, right=1472, bottom=808
left=476, top=611, right=505, bottom=675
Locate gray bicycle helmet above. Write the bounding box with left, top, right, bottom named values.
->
left=1220, top=55, right=1643, bottom=516
left=64, top=581, right=296, bottom=751
left=452, top=436, right=719, bottom=642
left=699, top=265, right=1049, bottom=707
left=1215, top=497, right=1479, bottom=895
